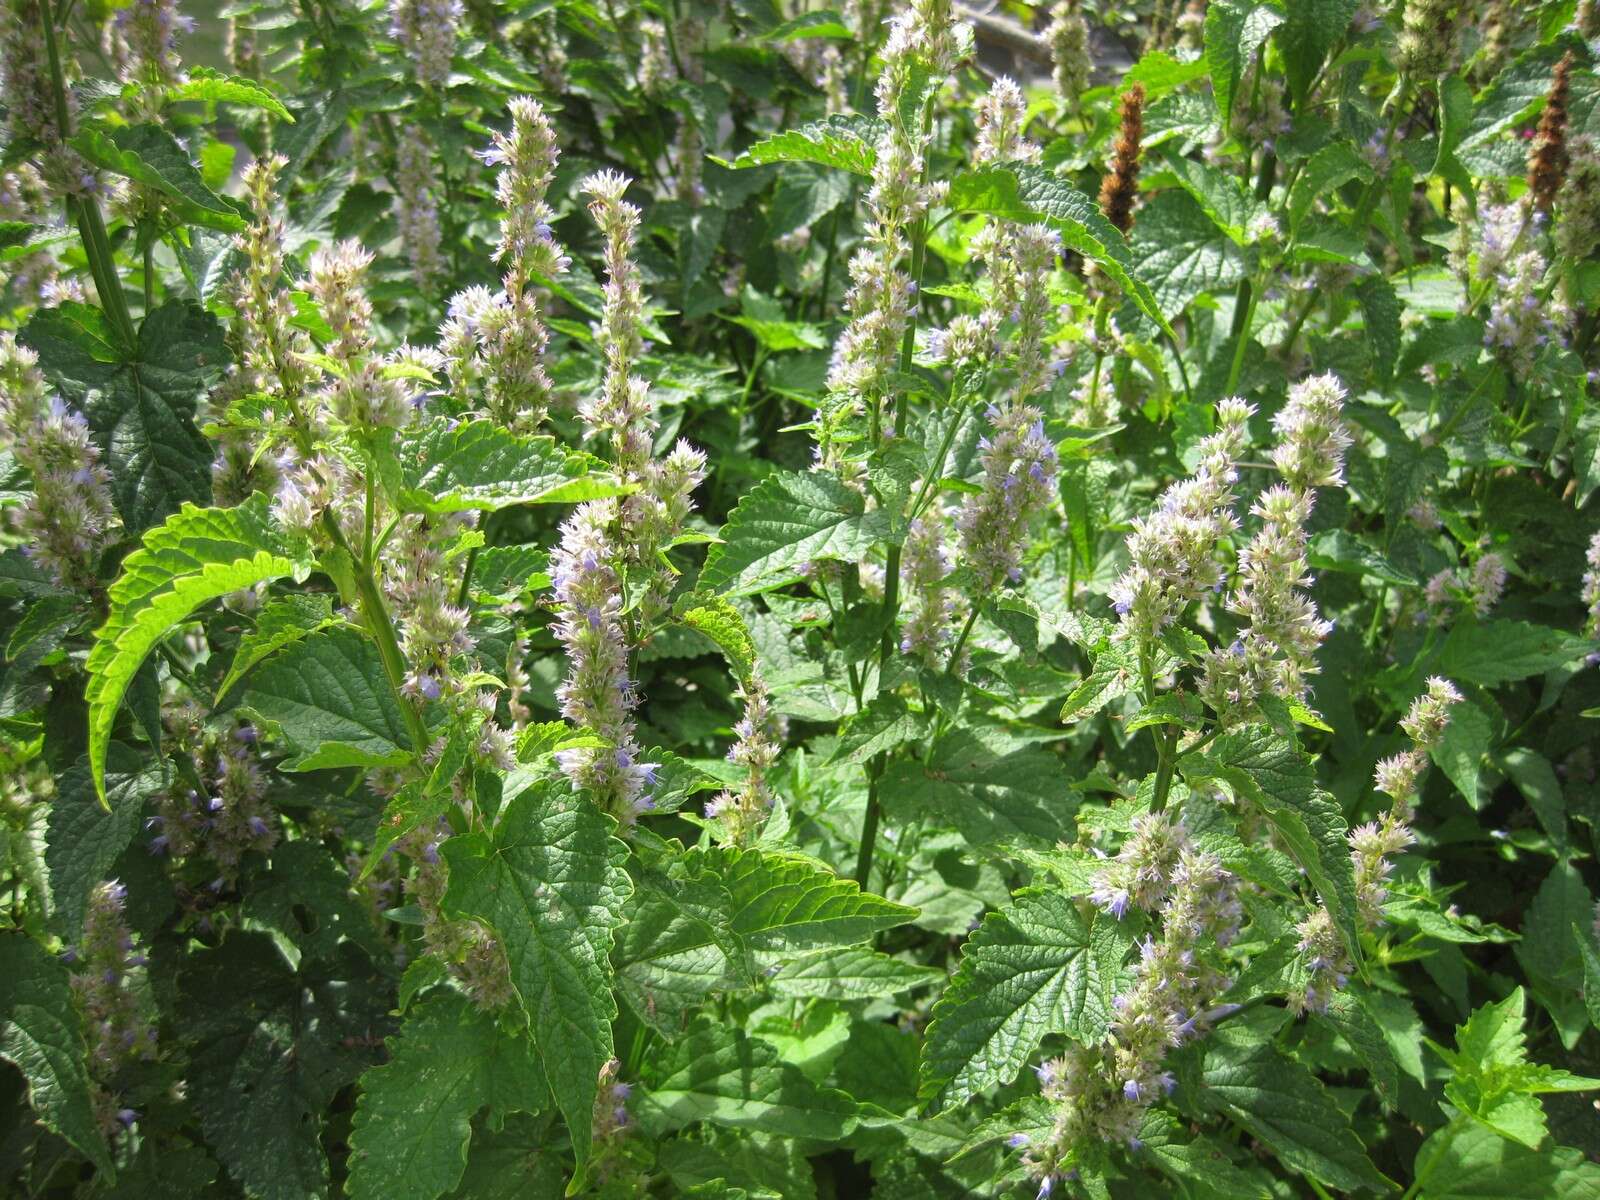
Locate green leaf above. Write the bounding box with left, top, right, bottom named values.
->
left=724, top=114, right=884, bottom=174
left=761, top=9, right=851, bottom=39
left=180, top=933, right=393, bottom=1200
left=765, top=946, right=944, bottom=1000
left=1502, top=748, right=1566, bottom=850
left=723, top=314, right=829, bottom=352
left=1138, top=1109, right=1270, bottom=1198
left=696, top=845, right=917, bottom=951
left=1320, top=990, right=1402, bottom=1106
left=1200, top=1024, right=1389, bottom=1193
left=86, top=496, right=303, bottom=801
left=1183, top=726, right=1361, bottom=963
left=1205, top=0, right=1284, bottom=123
left=830, top=693, right=924, bottom=765
left=167, top=66, right=293, bottom=120
left=1277, top=0, right=1358, bottom=104
left=45, top=745, right=162, bottom=941
left=636, top=1018, right=858, bottom=1139
left=1158, top=150, right=1268, bottom=244
left=615, top=868, right=746, bottom=1035
left=441, top=783, right=631, bottom=1178
left=1515, top=863, right=1593, bottom=1046
left=678, top=595, right=758, bottom=682
left=699, top=470, right=893, bottom=598
left=1129, top=190, right=1253, bottom=317
left=1432, top=691, right=1495, bottom=808
left=945, top=163, right=1173, bottom=337
left=238, top=626, right=415, bottom=771
left=24, top=301, right=228, bottom=531
left=1413, top=1119, right=1600, bottom=1199
left=918, top=889, right=1132, bottom=1110
left=1287, top=141, right=1368, bottom=233
left=881, top=726, right=1077, bottom=848
left=216, top=593, right=339, bottom=702
left=1438, top=620, right=1590, bottom=687
left=69, top=123, right=246, bottom=232
left=0, top=931, right=113, bottom=1175
left=398, top=419, right=624, bottom=514
left=1356, top=276, right=1401, bottom=383
left=346, top=992, right=547, bottom=1200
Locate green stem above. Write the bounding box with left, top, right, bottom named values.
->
left=1225, top=273, right=1260, bottom=395
left=320, top=510, right=429, bottom=754
left=142, top=237, right=154, bottom=313
left=852, top=771, right=882, bottom=887
left=38, top=0, right=137, bottom=347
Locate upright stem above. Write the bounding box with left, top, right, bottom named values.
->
left=856, top=92, right=938, bottom=892
left=38, top=0, right=138, bottom=347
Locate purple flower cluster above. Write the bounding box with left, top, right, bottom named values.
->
left=550, top=501, right=656, bottom=827
left=0, top=332, right=117, bottom=591
left=956, top=403, right=1059, bottom=590
left=148, top=724, right=278, bottom=883
left=704, top=670, right=787, bottom=843
left=394, top=129, right=444, bottom=289
left=68, top=881, right=158, bottom=1074
left=899, top=509, right=958, bottom=665
left=387, top=0, right=462, bottom=88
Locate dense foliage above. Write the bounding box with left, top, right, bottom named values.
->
left=3, top=0, right=1600, bottom=1196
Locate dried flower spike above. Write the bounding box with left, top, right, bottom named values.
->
left=1099, top=84, right=1145, bottom=236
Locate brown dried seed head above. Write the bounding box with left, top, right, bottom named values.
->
left=1099, top=83, right=1146, bottom=236
left=1528, top=51, right=1574, bottom=215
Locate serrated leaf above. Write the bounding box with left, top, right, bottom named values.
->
left=87, top=495, right=303, bottom=800
left=765, top=946, right=944, bottom=999
left=829, top=693, right=923, bottom=765
left=1159, top=150, right=1268, bottom=244
left=24, top=301, right=228, bottom=531
left=880, top=726, right=1077, bottom=848
left=0, top=931, right=113, bottom=1175
left=1183, top=726, right=1361, bottom=963
left=216, top=593, right=339, bottom=702
left=180, top=933, right=392, bottom=1200
left=1414, top=1120, right=1600, bottom=1198
left=441, top=783, right=631, bottom=1178
left=918, top=889, right=1132, bottom=1110
left=1138, top=1109, right=1270, bottom=1198
left=1288, top=141, right=1368, bottom=232
left=1438, top=620, right=1590, bottom=687
left=696, top=845, right=916, bottom=951
left=699, top=471, right=894, bottom=598
left=616, top=869, right=746, bottom=1035
left=725, top=114, right=884, bottom=174
left=1205, top=0, right=1284, bottom=123
left=637, top=1018, right=858, bottom=1139
left=238, top=626, right=415, bottom=771
left=398, top=419, right=625, bottom=514
left=167, top=66, right=293, bottom=119
left=69, top=123, right=246, bottom=231
left=1129, top=190, right=1253, bottom=317
left=45, top=745, right=162, bottom=941
left=1515, top=864, right=1593, bottom=1046
left=1200, top=1025, right=1389, bottom=1193
left=679, top=595, right=757, bottom=682
left=346, top=992, right=547, bottom=1200
left=946, top=163, right=1173, bottom=338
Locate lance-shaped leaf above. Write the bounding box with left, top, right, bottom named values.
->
left=442, top=783, right=631, bottom=1180
left=945, top=163, right=1173, bottom=338
left=694, top=845, right=917, bottom=951
left=398, top=418, right=626, bottom=514
left=1183, top=726, right=1361, bottom=963
left=918, top=889, right=1132, bottom=1111
left=236, top=626, right=414, bottom=771
left=699, top=470, right=894, bottom=597
left=70, top=123, right=246, bottom=232
left=723, top=113, right=885, bottom=174
left=346, top=992, right=548, bottom=1200
left=636, top=1019, right=858, bottom=1139
left=86, top=496, right=305, bottom=801
left=0, top=932, right=113, bottom=1176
